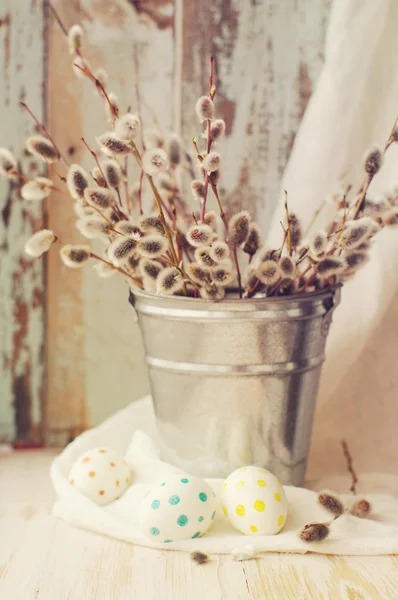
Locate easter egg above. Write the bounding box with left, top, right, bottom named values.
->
left=69, top=447, right=131, bottom=506
left=139, top=475, right=216, bottom=543
left=222, top=466, right=288, bottom=535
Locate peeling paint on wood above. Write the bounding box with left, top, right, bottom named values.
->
left=128, top=0, right=173, bottom=30
left=0, top=1, right=46, bottom=444
left=180, top=0, right=331, bottom=225
left=45, top=1, right=88, bottom=446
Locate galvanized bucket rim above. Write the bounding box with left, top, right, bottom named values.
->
left=130, top=284, right=341, bottom=309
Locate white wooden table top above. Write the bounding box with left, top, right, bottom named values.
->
left=1, top=450, right=398, bottom=600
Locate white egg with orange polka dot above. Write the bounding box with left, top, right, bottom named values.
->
left=69, top=447, right=131, bottom=506
left=222, top=466, right=288, bottom=536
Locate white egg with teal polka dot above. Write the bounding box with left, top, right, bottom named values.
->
left=139, top=475, right=216, bottom=543
left=69, top=447, right=131, bottom=506
left=222, top=466, right=288, bottom=536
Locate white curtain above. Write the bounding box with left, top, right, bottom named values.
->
left=268, top=0, right=398, bottom=477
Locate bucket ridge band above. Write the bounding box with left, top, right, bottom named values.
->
left=146, top=354, right=325, bottom=376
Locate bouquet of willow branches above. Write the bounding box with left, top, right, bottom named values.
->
left=2, top=16, right=398, bottom=302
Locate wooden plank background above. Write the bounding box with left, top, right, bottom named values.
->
left=0, top=0, right=331, bottom=445
left=0, top=1, right=46, bottom=446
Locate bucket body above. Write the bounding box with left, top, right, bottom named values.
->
left=130, top=287, right=340, bottom=485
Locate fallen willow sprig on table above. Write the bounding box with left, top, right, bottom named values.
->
left=2, top=10, right=398, bottom=302
left=299, top=441, right=372, bottom=543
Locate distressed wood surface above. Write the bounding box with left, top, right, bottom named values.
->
left=0, top=1, right=46, bottom=445
left=1, top=450, right=398, bottom=600
left=42, top=0, right=330, bottom=443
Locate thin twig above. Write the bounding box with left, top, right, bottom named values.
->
left=137, top=169, right=144, bottom=215
left=73, top=63, right=118, bottom=123
left=246, top=278, right=261, bottom=298
left=353, top=118, right=398, bottom=219
left=232, top=248, right=242, bottom=298
left=284, top=190, right=292, bottom=256
left=81, top=138, right=109, bottom=189
left=45, top=0, right=68, bottom=36
left=90, top=252, right=143, bottom=288
left=20, top=101, right=69, bottom=167
left=81, top=138, right=125, bottom=219
left=115, top=187, right=124, bottom=212
left=341, top=440, right=358, bottom=495
left=13, top=171, right=60, bottom=191
left=200, top=56, right=214, bottom=223
left=47, top=1, right=118, bottom=123
left=130, top=141, right=179, bottom=266
left=208, top=179, right=228, bottom=234
left=123, top=157, right=129, bottom=212
left=193, top=136, right=228, bottom=237
left=303, top=201, right=325, bottom=238
left=278, top=225, right=288, bottom=259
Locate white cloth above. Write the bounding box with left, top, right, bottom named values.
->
left=52, top=396, right=398, bottom=555
left=267, top=0, right=398, bottom=405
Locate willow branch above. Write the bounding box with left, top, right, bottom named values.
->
left=341, top=440, right=358, bottom=495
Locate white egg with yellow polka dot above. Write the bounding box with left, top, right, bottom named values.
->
left=69, top=447, right=131, bottom=506
left=139, top=475, right=217, bottom=543
left=222, top=466, right=288, bottom=536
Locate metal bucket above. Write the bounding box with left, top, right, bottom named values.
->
left=129, top=287, right=340, bottom=485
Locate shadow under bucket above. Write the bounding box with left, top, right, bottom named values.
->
left=130, top=287, right=341, bottom=486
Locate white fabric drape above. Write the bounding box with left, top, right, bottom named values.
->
left=52, top=397, right=398, bottom=555
left=267, top=0, right=398, bottom=477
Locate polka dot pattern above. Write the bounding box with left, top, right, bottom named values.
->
left=150, top=527, right=160, bottom=536
left=168, top=495, right=180, bottom=506
left=221, top=465, right=288, bottom=536
left=69, top=447, right=131, bottom=507
left=177, top=514, right=188, bottom=527
left=236, top=504, right=246, bottom=517
left=192, top=531, right=201, bottom=539
left=254, top=500, right=265, bottom=512
left=139, top=475, right=216, bottom=543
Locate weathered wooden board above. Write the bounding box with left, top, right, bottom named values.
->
left=180, top=0, right=331, bottom=223
left=1, top=450, right=398, bottom=600
left=0, top=1, right=46, bottom=444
